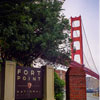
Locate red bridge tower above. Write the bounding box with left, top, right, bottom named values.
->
left=71, top=16, right=83, bottom=64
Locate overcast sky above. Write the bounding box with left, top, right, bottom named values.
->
left=61, top=0, right=99, bottom=73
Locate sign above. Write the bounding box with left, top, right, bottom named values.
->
left=15, top=66, right=44, bottom=99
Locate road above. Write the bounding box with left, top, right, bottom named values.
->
left=63, top=93, right=99, bottom=100
left=87, top=93, right=99, bottom=100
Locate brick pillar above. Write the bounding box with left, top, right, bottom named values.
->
left=66, top=67, right=86, bottom=100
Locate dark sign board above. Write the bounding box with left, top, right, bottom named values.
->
left=15, top=66, right=44, bottom=99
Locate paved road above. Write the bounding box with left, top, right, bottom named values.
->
left=63, top=93, right=99, bottom=100
left=87, top=93, right=99, bottom=100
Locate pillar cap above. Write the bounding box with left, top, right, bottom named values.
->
left=66, top=67, right=85, bottom=75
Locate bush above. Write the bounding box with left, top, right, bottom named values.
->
left=54, top=72, right=65, bottom=100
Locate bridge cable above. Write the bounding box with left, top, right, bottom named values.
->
left=81, top=20, right=99, bottom=74
left=83, top=53, right=91, bottom=69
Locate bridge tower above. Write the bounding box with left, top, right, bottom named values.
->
left=71, top=16, right=83, bottom=64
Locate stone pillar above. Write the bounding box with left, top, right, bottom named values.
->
left=4, top=61, right=16, bottom=100
left=66, top=67, right=86, bottom=100
left=43, top=65, right=55, bottom=100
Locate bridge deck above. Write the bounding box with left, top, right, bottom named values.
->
left=69, top=61, right=99, bottom=80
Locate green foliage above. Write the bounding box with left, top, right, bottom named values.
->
left=0, top=0, right=71, bottom=66
left=54, top=72, right=65, bottom=100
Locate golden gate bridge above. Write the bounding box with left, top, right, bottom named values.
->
left=70, top=16, right=99, bottom=80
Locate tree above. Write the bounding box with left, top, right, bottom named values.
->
left=0, top=0, right=71, bottom=66
left=54, top=72, right=65, bottom=100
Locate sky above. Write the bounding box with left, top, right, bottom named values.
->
left=61, top=0, right=99, bottom=73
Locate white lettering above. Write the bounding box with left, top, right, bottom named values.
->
left=23, top=76, right=26, bottom=80
left=24, top=70, right=28, bottom=75
left=17, top=69, right=21, bottom=74
left=17, top=76, right=21, bottom=80
left=33, top=77, right=36, bottom=81
left=37, top=71, right=41, bottom=76
left=31, top=70, right=35, bottom=75
left=38, top=77, right=40, bottom=81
